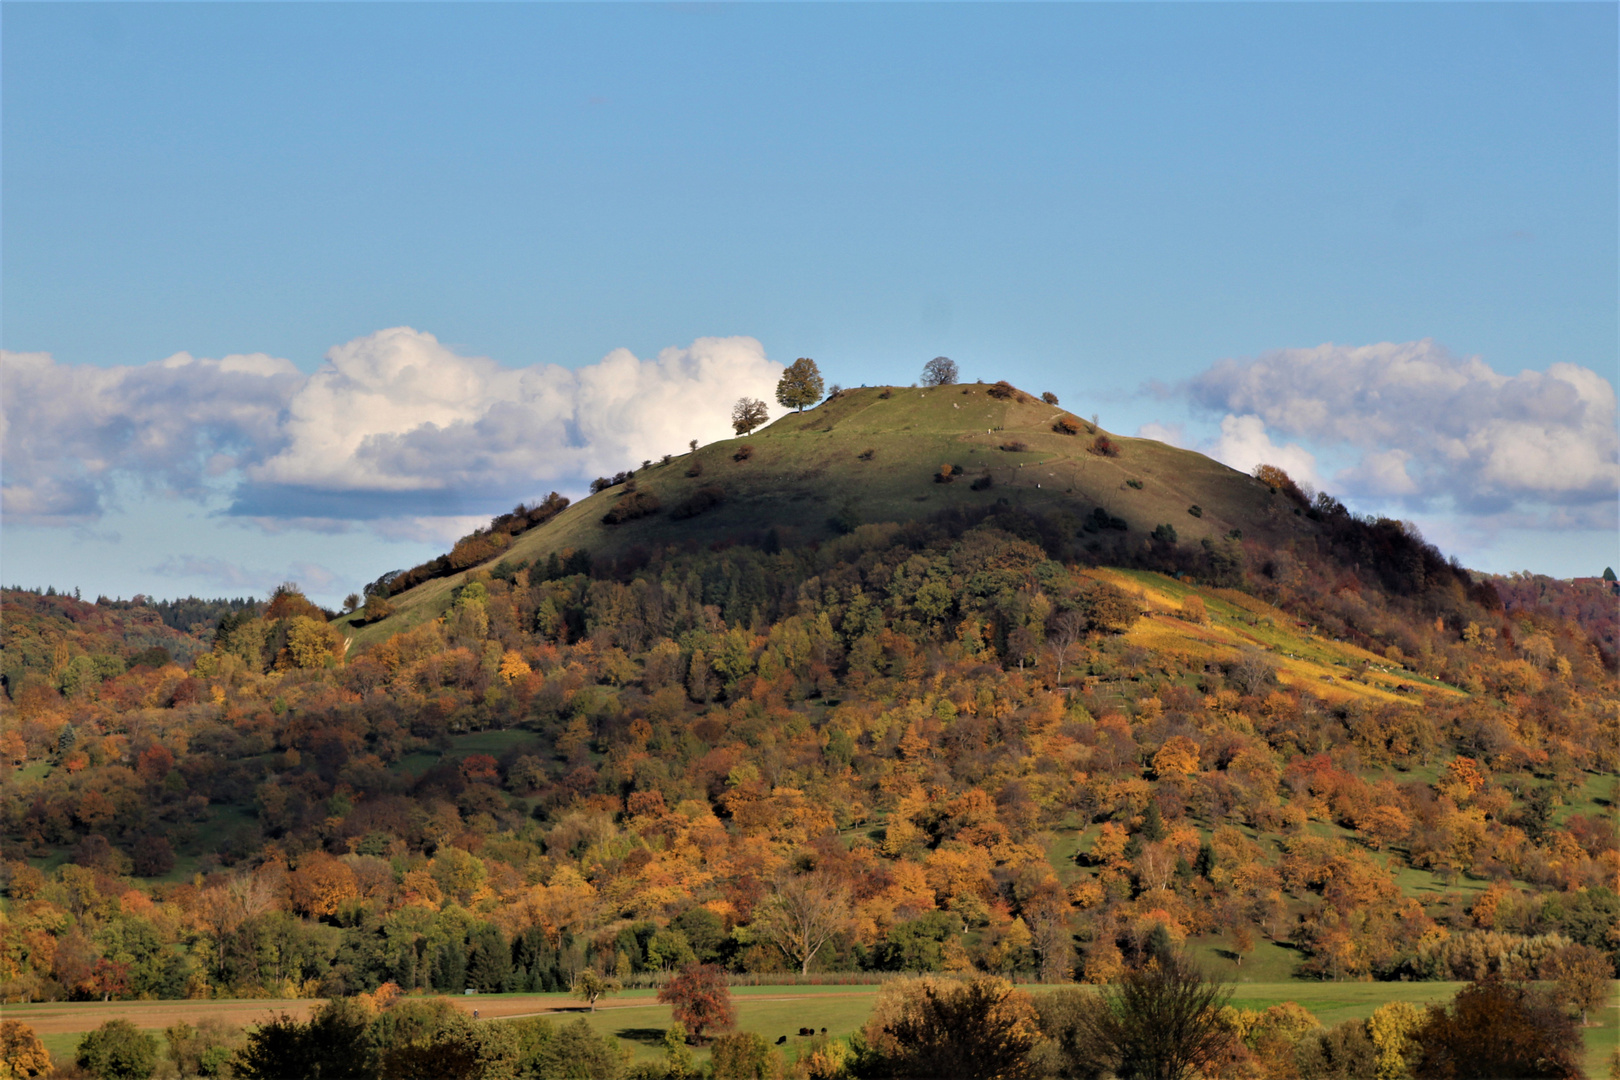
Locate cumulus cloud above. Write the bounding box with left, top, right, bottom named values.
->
left=2, top=329, right=784, bottom=530
left=1178, top=339, right=1618, bottom=526
left=1205, top=414, right=1322, bottom=491
left=1, top=349, right=300, bottom=521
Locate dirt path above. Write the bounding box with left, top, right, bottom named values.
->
left=3, top=989, right=882, bottom=1035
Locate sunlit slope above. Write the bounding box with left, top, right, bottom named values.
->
left=342, top=384, right=1317, bottom=644
left=1085, top=568, right=1468, bottom=705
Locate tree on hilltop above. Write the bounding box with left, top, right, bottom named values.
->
left=731, top=397, right=769, bottom=436
left=776, top=358, right=824, bottom=412
left=922, top=356, right=958, bottom=386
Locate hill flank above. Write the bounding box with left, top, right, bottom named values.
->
left=342, top=383, right=1313, bottom=645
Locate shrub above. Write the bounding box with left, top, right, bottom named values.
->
left=1000, top=440, right=1028, bottom=453
left=935, top=464, right=956, bottom=484
left=1126, top=478, right=1144, bottom=489
left=970, top=474, right=993, bottom=491
left=671, top=486, right=726, bottom=520
left=987, top=380, right=1017, bottom=400
left=1053, top=417, right=1081, bottom=436
left=602, top=490, right=661, bottom=525
left=733, top=445, right=754, bottom=462
left=1090, top=434, right=1120, bottom=457
left=686, top=459, right=704, bottom=478
left=863, top=975, right=1040, bottom=1080
left=359, top=595, right=395, bottom=624
left=708, top=1031, right=781, bottom=1080
left=1041, top=391, right=1059, bottom=405
left=77, top=1020, right=159, bottom=1080
left=1188, top=504, right=1203, bottom=517
left=857, top=447, right=875, bottom=461
left=879, top=389, right=893, bottom=399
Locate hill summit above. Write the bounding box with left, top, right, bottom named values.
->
left=345, top=381, right=1318, bottom=642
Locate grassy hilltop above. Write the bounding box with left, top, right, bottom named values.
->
left=342, top=383, right=1311, bottom=646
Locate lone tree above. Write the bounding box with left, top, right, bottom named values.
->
left=571, top=968, right=621, bottom=1012
left=752, top=871, right=853, bottom=975
left=776, top=358, right=824, bottom=412
left=731, top=397, right=769, bottom=436
left=657, top=963, right=735, bottom=1044
left=1079, top=950, right=1233, bottom=1080
left=921, top=356, right=958, bottom=386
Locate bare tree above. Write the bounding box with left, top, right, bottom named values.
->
left=752, top=872, right=852, bottom=975
left=731, top=397, right=769, bottom=436
left=1079, top=950, right=1233, bottom=1080
left=1046, top=610, right=1087, bottom=688
left=921, top=356, right=959, bottom=386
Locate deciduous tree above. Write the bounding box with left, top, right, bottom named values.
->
left=775, top=358, right=825, bottom=412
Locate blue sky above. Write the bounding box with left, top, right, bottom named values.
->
left=3, top=3, right=1616, bottom=605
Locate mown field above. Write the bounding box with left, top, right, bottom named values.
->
left=12, top=979, right=1617, bottom=1075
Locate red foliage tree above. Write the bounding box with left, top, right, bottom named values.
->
left=657, top=963, right=735, bottom=1044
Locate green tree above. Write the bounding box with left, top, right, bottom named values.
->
left=232, top=1001, right=374, bottom=1080
left=870, top=975, right=1040, bottom=1080
left=775, top=358, right=824, bottom=412
left=572, top=968, right=621, bottom=1011
left=76, top=1020, right=158, bottom=1080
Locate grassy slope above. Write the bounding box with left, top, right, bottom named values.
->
left=341, top=384, right=1316, bottom=648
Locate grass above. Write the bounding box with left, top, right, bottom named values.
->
left=343, top=383, right=1322, bottom=649
left=23, top=981, right=1617, bottom=1075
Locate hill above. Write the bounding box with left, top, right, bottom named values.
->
left=1, top=378, right=1615, bottom=1037
left=341, top=383, right=1316, bottom=645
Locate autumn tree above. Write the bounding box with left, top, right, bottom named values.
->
left=921, top=356, right=958, bottom=386
left=1, top=1020, right=51, bottom=1078
left=731, top=397, right=769, bottom=436
left=658, top=963, right=735, bottom=1044
left=752, top=872, right=853, bottom=975
left=1549, top=942, right=1612, bottom=1026
left=776, top=358, right=824, bottom=412
left=1412, top=977, right=1583, bottom=1080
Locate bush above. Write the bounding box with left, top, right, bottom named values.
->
left=863, top=975, right=1040, bottom=1080
left=671, top=486, right=726, bottom=520
left=934, top=464, right=956, bottom=484
left=1053, top=417, right=1080, bottom=436
left=987, top=380, right=1017, bottom=400
left=857, top=448, right=875, bottom=461
left=1041, top=391, right=1059, bottom=405
left=1412, top=977, right=1583, bottom=1079
left=1126, top=478, right=1144, bottom=489
left=686, top=458, right=704, bottom=477
left=1000, top=440, right=1028, bottom=453
left=1152, top=524, right=1179, bottom=544
left=77, top=1020, right=158, bottom=1080
left=970, top=474, right=993, bottom=491
left=1090, top=434, right=1120, bottom=457
left=708, top=1031, right=781, bottom=1080
left=733, top=445, right=754, bottom=462
left=1188, top=504, right=1203, bottom=517
left=602, top=490, right=661, bottom=525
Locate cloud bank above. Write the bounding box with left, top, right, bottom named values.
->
left=2, top=329, right=784, bottom=531
left=1167, top=339, right=1617, bottom=529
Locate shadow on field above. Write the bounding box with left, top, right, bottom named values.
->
left=614, top=1027, right=668, bottom=1046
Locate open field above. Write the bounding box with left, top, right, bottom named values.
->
left=12, top=980, right=1616, bottom=1074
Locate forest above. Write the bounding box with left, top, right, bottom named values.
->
left=2, top=473, right=1616, bottom=1078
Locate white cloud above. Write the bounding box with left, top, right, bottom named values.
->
left=2, top=329, right=784, bottom=528
left=1133, top=421, right=1188, bottom=448
left=1205, top=414, right=1322, bottom=490
left=1181, top=340, right=1618, bottom=523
